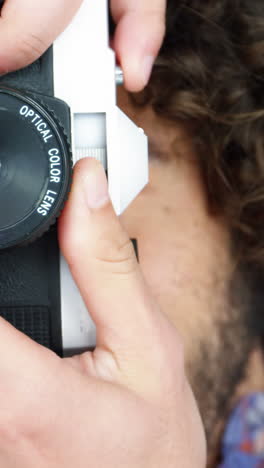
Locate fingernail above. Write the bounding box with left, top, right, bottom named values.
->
left=142, top=55, right=154, bottom=86
left=83, top=162, right=110, bottom=210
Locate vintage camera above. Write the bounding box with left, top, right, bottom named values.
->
left=0, top=0, right=148, bottom=356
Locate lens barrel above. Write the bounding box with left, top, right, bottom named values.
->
left=0, top=88, right=72, bottom=249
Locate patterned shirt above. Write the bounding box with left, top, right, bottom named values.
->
left=219, top=393, right=264, bottom=467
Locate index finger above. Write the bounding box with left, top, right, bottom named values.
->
left=111, top=0, right=166, bottom=91
left=0, top=0, right=83, bottom=74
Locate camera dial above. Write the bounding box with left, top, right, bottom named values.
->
left=0, top=87, right=72, bottom=249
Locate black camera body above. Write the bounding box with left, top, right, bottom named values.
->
left=0, top=49, right=71, bottom=355
left=0, top=0, right=148, bottom=356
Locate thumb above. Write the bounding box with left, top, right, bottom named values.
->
left=58, top=158, right=163, bottom=355
left=0, top=0, right=82, bottom=74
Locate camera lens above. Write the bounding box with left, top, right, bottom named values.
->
left=0, top=88, right=71, bottom=249
left=0, top=111, right=48, bottom=229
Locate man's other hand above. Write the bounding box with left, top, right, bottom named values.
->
left=0, top=0, right=166, bottom=91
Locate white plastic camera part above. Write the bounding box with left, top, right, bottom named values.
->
left=53, top=0, right=148, bottom=354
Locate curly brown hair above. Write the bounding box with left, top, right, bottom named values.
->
left=137, top=0, right=264, bottom=270
left=111, top=1, right=264, bottom=444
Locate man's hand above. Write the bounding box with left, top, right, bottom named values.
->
left=0, top=159, right=206, bottom=467
left=0, top=0, right=165, bottom=91
left=0, top=3, right=206, bottom=465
